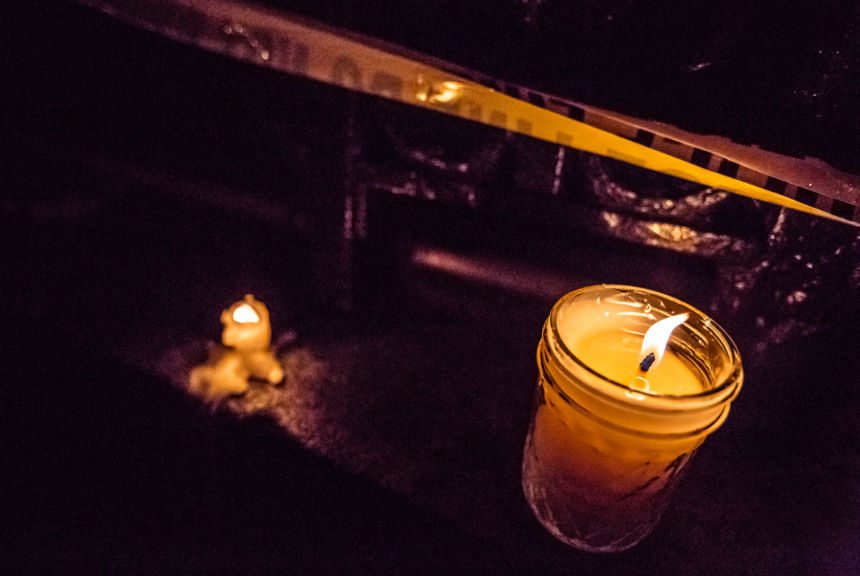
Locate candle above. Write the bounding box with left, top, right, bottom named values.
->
left=190, top=295, right=284, bottom=399
left=574, top=317, right=700, bottom=396
left=522, top=285, right=742, bottom=552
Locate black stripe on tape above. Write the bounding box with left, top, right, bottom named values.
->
left=718, top=160, right=740, bottom=178
left=482, top=77, right=501, bottom=92
left=545, top=98, right=583, bottom=121
left=635, top=130, right=655, bottom=147
left=795, top=188, right=819, bottom=207
left=691, top=148, right=711, bottom=167
left=516, top=119, right=533, bottom=134
left=489, top=110, right=507, bottom=129
left=831, top=199, right=855, bottom=220
left=502, top=84, right=521, bottom=98
left=562, top=103, right=585, bottom=122
left=765, top=177, right=788, bottom=193
left=556, top=132, right=573, bottom=146
left=526, top=91, right=544, bottom=106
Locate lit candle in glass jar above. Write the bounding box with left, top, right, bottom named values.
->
left=522, top=285, right=742, bottom=552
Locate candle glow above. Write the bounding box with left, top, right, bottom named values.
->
left=232, top=303, right=261, bottom=324
left=415, top=78, right=463, bottom=104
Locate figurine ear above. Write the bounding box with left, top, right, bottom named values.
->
left=220, top=308, right=232, bottom=325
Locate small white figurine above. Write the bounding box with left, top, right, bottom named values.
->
left=190, top=295, right=284, bottom=399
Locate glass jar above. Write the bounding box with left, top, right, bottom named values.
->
left=521, top=285, right=743, bottom=552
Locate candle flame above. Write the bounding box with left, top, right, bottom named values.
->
left=232, top=303, right=260, bottom=324
left=639, top=313, right=689, bottom=371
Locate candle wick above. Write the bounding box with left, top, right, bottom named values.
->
left=639, top=352, right=656, bottom=372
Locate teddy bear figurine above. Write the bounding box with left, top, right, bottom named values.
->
left=190, top=295, right=284, bottom=399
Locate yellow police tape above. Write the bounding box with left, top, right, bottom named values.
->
left=83, top=0, right=859, bottom=226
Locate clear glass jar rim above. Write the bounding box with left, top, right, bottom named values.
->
left=536, top=346, right=735, bottom=440
left=547, top=284, right=743, bottom=404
